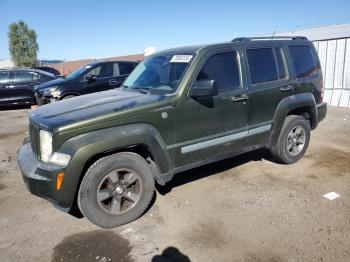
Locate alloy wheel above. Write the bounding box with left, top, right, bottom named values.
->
left=96, top=168, right=143, bottom=214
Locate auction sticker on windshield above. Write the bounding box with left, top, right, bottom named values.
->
left=170, top=55, right=193, bottom=63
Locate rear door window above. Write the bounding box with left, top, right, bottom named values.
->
left=196, top=51, right=241, bottom=91
left=289, top=45, right=317, bottom=78
left=247, top=48, right=278, bottom=84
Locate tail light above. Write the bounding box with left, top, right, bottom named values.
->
left=319, top=78, right=324, bottom=102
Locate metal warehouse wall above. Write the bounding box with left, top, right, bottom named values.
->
left=313, top=38, right=350, bottom=108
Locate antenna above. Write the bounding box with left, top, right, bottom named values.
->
left=271, top=30, right=276, bottom=39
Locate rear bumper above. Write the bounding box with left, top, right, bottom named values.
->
left=317, top=102, right=327, bottom=123
left=17, top=141, right=69, bottom=209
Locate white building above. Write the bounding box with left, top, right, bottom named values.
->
left=0, top=58, right=14, bottom=68
left=273, top=24, right=350, bottom=108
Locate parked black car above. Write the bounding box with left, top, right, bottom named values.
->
left=34, top=66, right=61, bottom=76
left=35, top=60, right=138, bottom=105
left=0, top=68, right=57, bottom=107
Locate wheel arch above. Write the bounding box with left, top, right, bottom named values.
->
left=57, top=123, right=172, bottom=217
left=268, top=93, right=317, bottom=148
left=59, top=92, right=80, bottom=100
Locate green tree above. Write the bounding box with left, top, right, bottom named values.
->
left=8, top=20, right=39, bottom=67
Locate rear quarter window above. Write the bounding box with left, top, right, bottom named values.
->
left=289, top=45, right=317, bottom=78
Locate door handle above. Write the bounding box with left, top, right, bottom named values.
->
left=280, top=85, right=294, bottom=92
left=231, top=94, right=248, bottom=102
left=109, top=79, right=119, bottom=86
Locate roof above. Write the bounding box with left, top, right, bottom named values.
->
left=0, top=67, right=56, bottom=77
left=152, top=38, right=311, bottom=56
left=155, top=44, right=207, bottom=56
left=270, top=23, right=350, bottom=41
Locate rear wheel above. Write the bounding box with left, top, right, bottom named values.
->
left=78, top=152, right=155, bottom=228
left=270, top=115, right=310, bottom=164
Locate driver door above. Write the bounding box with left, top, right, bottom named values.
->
left=171, top=50, right=249, bottom=168
left=82, top=63, right=114, bottom=94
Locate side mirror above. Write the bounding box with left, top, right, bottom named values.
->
left=190, top=80, right=218, bottom=98
left=87, top=75, right=97, bottom=82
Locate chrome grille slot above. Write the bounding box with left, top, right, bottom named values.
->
left=29, top=123, right=40, bottom=159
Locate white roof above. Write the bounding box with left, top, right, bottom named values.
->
left=271, top=23, right=350, bottom=41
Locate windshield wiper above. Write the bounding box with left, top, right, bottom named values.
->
left=138, top=88, right=149, bottom=94
left=126, top=85, right=149, bottom=94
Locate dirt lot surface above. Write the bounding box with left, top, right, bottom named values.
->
left=0, top=106, right=349, bottom=262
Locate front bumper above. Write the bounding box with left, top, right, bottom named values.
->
left=317, top=102, right=327, bottom=123
left=35, top=92, right=57, bottom=105
left=17, top=141, right=69, bottom=209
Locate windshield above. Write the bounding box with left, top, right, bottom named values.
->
left=123, top=54, right=194, bottom=94
left=65, top=64, right=93, bottom=79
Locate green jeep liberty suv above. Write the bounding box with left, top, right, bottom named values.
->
left=17, top=36, right=327, bottom=228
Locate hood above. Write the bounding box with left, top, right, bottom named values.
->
left=30, top=89, right=170, bottom=133
left=35, top=77, right=70, bottom=91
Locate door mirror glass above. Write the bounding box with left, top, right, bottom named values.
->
left=190, top=80, right=218, bottom=98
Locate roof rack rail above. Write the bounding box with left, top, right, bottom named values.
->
left=232, top=36, right=308, bottom=42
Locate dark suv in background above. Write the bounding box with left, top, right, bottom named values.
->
left=35, top=60, right=138, bottom=104
left=0, top=68, right=56, bottom=107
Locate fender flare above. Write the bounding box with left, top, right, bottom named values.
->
left=268, top=93, right=317, bottom=147
left=56, top=123, right=172, bottom=207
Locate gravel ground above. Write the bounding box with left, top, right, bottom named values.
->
left=0, top=106, right=349, bottom=262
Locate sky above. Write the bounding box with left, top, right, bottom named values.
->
left=0, top=0, right=349, bottom=61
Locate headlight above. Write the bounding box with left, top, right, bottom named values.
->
left=43, top=86, right=60, bottom=97
left=39, top=130, right=71, bottom=166
left=39, top=130, right=52, bottom=162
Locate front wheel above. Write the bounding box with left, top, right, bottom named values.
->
left=78, top=152, right=155, bottom=228
left=270, top=115, right=310, bottom=164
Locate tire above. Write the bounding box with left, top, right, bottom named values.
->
left=270, top=115, right=310, bottom=164
left=78, top=152, right=155, bottom=228
left=61, top=95, right=76, bottom=100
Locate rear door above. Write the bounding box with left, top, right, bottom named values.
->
left=244, top=45, right=293, bottom=146
left=83, top=63, right=114, bottom=94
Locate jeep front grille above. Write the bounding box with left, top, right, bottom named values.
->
left=29, top=123, right=40, bottom=159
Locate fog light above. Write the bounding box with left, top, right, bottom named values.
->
left=50, top=152, right=71, bottom=166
